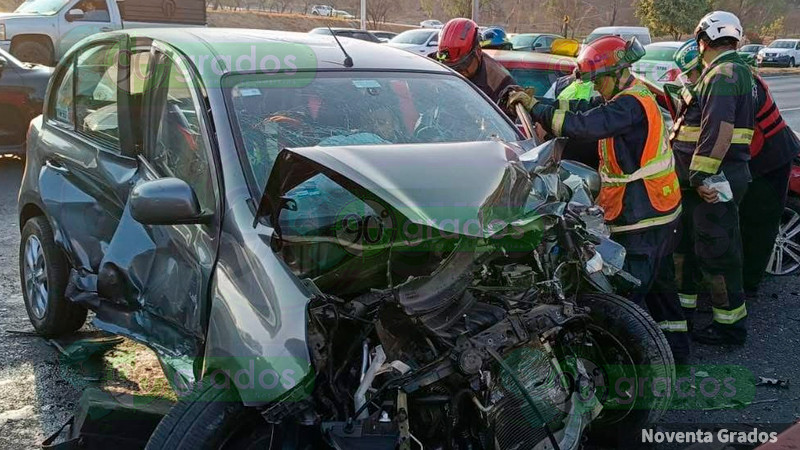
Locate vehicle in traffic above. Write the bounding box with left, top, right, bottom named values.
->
left=309, top=27, right=381, bottom=43
left=19, top=27, right=673, bottom=449
left=509, top=33, right=564, bottom=53
left=584, top=26, right=652, bottom=45
left=387, top=28, right=438, bottom=55
left=420, top=19, right=443, bottom=28
left=310, top=4, right=333, bottom=16
left=372, top=30, right=397, bottom=42
left=739, top=43, right=764, bottom=59
left=332, top=9, right=355, bottom=19
left=0, top=0, right=207, bottom=66
left=758, top=39, right=800, bottom=67
left=485, top=49, right=577, bottom=95
left=0, top=47, right=51, bottom=157
left=631, top=41, right=683, bottom=86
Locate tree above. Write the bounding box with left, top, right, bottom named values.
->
left=367, top=0, right=397, bottom=27
left=442, top=0, right=492, bottom=19
left=636, top=0, right=711, bottom=40
left=544, top=0, right=597, bottom=38
left=713, top=0, right=789, bottom=40
left=420, top=0, right=435, bottom=19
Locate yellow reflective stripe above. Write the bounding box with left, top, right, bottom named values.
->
left=690, top=155, right=722, bottom=174
left=600, top=154, right=674, bottom=185
left=731, top=128, right=754, bottom=145
left=552, top=110, right=567, bottom=137
left=609, top=204, right=682, bottom=233
left=558, top=99, right=570, bottom=110
left=659, top=321, right=689, bottom=332
left=713, top=303, right=748, bottom=324
left=676, top=126, right=701, bottom=143
left=679, top=294, right=698, bottom=308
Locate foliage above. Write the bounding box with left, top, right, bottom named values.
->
left=367, top=0, right=397, bottom=26
left=635, top=0, right=711, bottom=40
left=442, top=0, right=492, bottom=18
left=760, top=15, right=786, bottom=38
left=420, top=0, right=435, bottom=18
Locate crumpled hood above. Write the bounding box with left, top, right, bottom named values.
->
left=265, top=140, right=533, bottom=239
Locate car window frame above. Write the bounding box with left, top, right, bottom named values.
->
left=138, top=40, right=221, bottom=215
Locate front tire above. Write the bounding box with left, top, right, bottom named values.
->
left=20, top=217, right=87, bottom=336
left=767, top=196, right=800, bottom=275
left=12, top=40, right=53, bottom=66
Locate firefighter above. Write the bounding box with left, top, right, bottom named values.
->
left=508, top=36, right=691, bottom=362
left=671, top=11, right=754, bottom=346
left=479, top=27, right=513, bottom=51
left=436, top=18, right=519, bottom=106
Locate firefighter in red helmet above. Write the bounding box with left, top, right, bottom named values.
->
left=437, top=18, right=520, bottom=108
left=509, top=35, right=691, bottom=362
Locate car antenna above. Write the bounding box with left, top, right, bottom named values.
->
left=327, top=26, right=353, bottom=67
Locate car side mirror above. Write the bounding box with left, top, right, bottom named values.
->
left=130, top=178, right=209, bottom=225
left=65, top=8, right=85, bottom=22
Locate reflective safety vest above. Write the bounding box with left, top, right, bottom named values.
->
left=557, top=80, right=594, bottom=101
left=750, top=72, right=788, bottom=158
left=596, top=83, right=683, bottom=233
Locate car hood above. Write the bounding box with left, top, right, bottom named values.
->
left=264, top=140, right=534, bottom=239
left=387, top=43, right=426, bottom=49
left=0, top=12, right=42, bottom=20
left=762, top=48, right=792, bottom=54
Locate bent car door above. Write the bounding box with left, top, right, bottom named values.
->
left=97, top=42, right=222, bottom=361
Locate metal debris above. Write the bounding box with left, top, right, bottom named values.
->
left=757, top=377, right=790, bottom=388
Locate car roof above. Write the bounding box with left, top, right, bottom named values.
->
left=645, top=41, right=682, bottom=49
left=514, top=33, right=560, bottom=37
left=83, top=28, right=450, bottom=80
left=591, top=26, right=649, bottom=32
left=311, top=27, right=373, bottom=32
left=484, top=49, right=577, bottom=71
left=772, top=39, right=799, bottom=42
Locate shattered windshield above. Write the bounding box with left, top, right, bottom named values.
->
left=228, top=71, right=519, bottom=192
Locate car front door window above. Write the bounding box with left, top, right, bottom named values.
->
left=72, top=42, right=120, bottom=150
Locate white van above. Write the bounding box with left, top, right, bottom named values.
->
left=585, top=26, right=652, bottom=46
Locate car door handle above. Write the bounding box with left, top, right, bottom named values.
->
left=45, top=159, right=69, bottom=173
left=100, top=27, right=113, bottom=32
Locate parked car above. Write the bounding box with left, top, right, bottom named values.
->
left=332, top=9, right=355, bottom=19
left=0, top=47, right=52, bottom=157
left=758, top=39, right=800, bottom=67
left=509, top=33, right=564, bottom=53
left=768, top=156, right=800, bottom=275
left=309, top=27, right=381, bottom=43
left=485, top=49, right=577, bottom=95
left=739, top=43, right=765, bottom=59
left=311, top=4, right=333, bottom=16
left=584, top=26, right=652, bottom=46
left=631, top=41, right=683, bottom=87
left=19, top=26, right=673, bottom=449
left=387, top=28, right=439, bottom=55
left=420, top=19, right=443, bottom=28
left=372, top=30, right=398, bottom=43
left=0, top=0, right=206, bottom=66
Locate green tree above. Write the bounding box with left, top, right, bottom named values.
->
left=636, top=0, right=711, bottom=40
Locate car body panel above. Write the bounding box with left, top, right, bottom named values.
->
left=0, top=48, right=51, bottom=154
left=387, top=29, right=439, bottom=55
left=585, top=26, right=651, bottom=45
left=486, top=49, right=576, bottom=94
left=758, top=39, right=800, bottom=67
left=510, top=33, right=563, bottom=53
left=631, top=41, right=682, bottom=87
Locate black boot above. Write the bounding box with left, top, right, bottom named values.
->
left=692, top=324, right=746, bottom=346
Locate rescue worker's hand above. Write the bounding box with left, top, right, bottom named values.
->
left=507, top=88, right=537, bottom=111
left=697, top=185, right=720, bottom=204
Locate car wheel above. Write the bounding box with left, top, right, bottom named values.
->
left=12, top=40, right=53, bottom=66
left=146, top=378, right=319, bottom=450
left=767, top=196, right=800, bottom=276
left=19, top=217, right=87, bottom=336
left=790, top=58, right=796, bottom=68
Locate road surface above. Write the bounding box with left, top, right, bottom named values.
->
left=2, top=76, right=800, bottom=449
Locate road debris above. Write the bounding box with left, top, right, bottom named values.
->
left=757, top=377, right=790, bottom=388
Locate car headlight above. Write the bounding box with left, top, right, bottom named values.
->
left=585, top=251, right=604, bottom=274
left=0, top=24, right=6, bottom=41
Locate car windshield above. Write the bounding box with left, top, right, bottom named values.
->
left=642, top=45, right=679, bottom=61
left=511, top=35, right=537, bottom=49
left=769, top=41, right=795, bottom=49
left=391, top=30, right=435, bottom=45
left=15, top=0, right=69, bottom=15
left=227, top=71, right=519, bottom=192
left=741, top=45, right=761, bottom=52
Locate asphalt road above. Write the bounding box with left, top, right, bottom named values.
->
left=2, top=76, right=800, bottom=449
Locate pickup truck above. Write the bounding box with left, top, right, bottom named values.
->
left=0, top=0, right=206, bottom=65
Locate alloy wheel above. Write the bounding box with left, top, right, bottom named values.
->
left=768, top=206, right=800, bottom=275
left=23, top=235, right=48, bottom=319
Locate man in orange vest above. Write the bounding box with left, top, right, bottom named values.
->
left=509, top=36, right=691, bottom=362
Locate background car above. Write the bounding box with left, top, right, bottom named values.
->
left=485, top=49, right=577, bottom=95
left=0, top=47, right=52, bottom=157
left=420, top=19, right=443, bottom=29
left=311, top=4, right=333, bottom=16
left=739, top=44, right=765, bottom=59
left=387, top=28, right=439, bottom=55
left=333, top=9, right=355, bottom=19
left=584, top=26, right=652, bottom=46
left=631, top=41, right=683, bottom=87
left=758, top=39, right=800, bottom=67
left=309, top=27, right=381, bottom=43
left=372, top=31, right=398, bottom=43
left=510, top=33, right=564, bottom=53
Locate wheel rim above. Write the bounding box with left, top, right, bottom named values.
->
left=23, top=235, right=48, bottom=319
left=767, top=206, right=800, bottom=275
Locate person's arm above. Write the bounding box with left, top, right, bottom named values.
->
left=529, top=95, right=645, bottom=141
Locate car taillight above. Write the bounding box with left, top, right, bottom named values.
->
left=659, top=68, right=680, bottom=82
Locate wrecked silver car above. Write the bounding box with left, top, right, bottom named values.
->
left=18, top=28, right=673, bottom=449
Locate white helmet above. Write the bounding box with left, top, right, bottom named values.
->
left=695, top=11, right=743, bottom=42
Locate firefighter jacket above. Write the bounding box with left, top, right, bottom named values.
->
left=531, top=81, right=682, bottom=233
left=670, top=51, right=756, bottom=187
left=749, top=70, right=800, bottom=177
left=470, top=54, right=518, bottom=104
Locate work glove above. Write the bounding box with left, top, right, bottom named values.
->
left=506, top=88, right=537, bottom=111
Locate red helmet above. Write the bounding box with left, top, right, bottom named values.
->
left=437, top=18, right=480, bottom=71
left=575, top=35, right=645, bottom=81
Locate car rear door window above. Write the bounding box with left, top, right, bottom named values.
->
left=75, top=43, right=120, bottom=151
left=51, top=61, right=76, bottom=126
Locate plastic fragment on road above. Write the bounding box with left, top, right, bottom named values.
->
left=757, top=377, right=790, bottom=388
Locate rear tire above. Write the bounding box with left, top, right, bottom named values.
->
left=19, top=217, right=87, bottom=336
left=12, top=39, right=53, bottom=66
left=767, top=196, right=800, bottom=275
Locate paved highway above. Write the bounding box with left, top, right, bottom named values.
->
left=767, top=75, right=800, bottom=131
